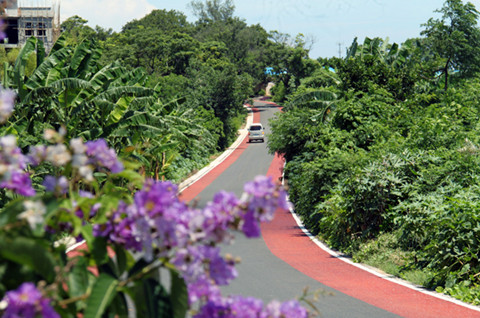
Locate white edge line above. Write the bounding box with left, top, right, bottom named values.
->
left=281, top=164, right=480, bottom=312
left=65, top=240, right=88, bottom=254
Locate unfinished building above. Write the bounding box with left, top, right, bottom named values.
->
left=1, top=0, right=60, bottom=52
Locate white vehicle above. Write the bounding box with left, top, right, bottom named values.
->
left=248, top=123, right=265, bottom=143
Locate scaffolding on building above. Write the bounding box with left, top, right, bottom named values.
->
left=3, top=0, right=60, bottom=52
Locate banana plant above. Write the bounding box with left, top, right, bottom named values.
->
left=3, top=36, right=153, bottom=146
left=286, top=88, right=339, bottom=123
left=108, top=98, right=214, bottom=181
left=345, top=36, right=416, bottom=72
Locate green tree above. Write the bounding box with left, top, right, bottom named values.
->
left=186, top=59, right=247, bottom=149
left=103, top=10, right=197, bottom=76
left=421, top=0, right=480, bottom=90
left=337, top=37, right=420, bottom=100
left=60, top=15, right=96, bottom=45
left=122, top=9, right=192, bottom=33
left=189, top=0, right=235, bottom=22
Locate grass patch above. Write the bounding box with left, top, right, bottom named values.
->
left=351, top=231, right=434, bottom=286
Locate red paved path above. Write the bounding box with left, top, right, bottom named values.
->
left=70, top=100, right=480, bottom=317
left=182, top=100, right=480, bottom=317
left=261, top=153, right=480, bottom=318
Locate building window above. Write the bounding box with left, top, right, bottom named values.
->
left=25, top=22, right=32, bottom=28
left=38, top=22, right=45, bottom=28
left=25, top=29, right=33, bottom=36
left=37, top=29, right=46, bottom=36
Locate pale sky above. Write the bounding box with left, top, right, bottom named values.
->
left=54, top=0, right=480, bottom=58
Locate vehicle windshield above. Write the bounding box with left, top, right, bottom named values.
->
left=250, top=125, right=262, bottom=131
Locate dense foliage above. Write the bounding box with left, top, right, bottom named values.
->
left=268, top=0, right=480, bottom=305
left=5, top=0, right=480, bottom=312
left=0, top=0, right=318, bottom=316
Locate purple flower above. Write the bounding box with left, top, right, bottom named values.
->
left=92, top=222, right=113, bottom=238
left=0, top=20, right=6, bottom=41
left=241, top=210, right=261, bottom=238
left=85, top=139, right=123, bottom=173
left=195, top=296, right=308, bottom=318
left=208, top=251, right=237, bottom=286
left=200, top=191, right=239, bottom=243
left=89, top=176, right=293, bottom=313
left=43, top=175, right=68, bottom=195
left=0, top=170, right=35, bottom=196
left=92, top=202, right=142, bottom=252
left=244, top=175, right=276, bottom=197
left=229, top=296, right=264, bottom=318
left=187, top=274, right=222, bottom=304
left=238, top=176, right=291, bottom=236
left=279, top=300, right=309, bottom=318
left=195, top=298, right=231, bottom=318
left=111, top=209, right=142, bottom=251
left=1, top=282, right=59, bottom=318
left=79, top=190, right=94, bottom=198
left=90, top=202, right=101, bottom=218
left=0, top=87, right=15, bottom=123
left=27, top=145, right=47, bottom=166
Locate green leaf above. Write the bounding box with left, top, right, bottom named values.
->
left=13, top=36, right=37, bottom=99
left=67, top=256, right=90, bottom=299
left=128, top=259, right=150, bottom=278
left=25, top=47, right=72, bottom=89
left=109, top=292, right=129, bottom=317
left=92, top=236, right=109, bottom=266
left=0, top=198, right=25, bottom=227
left=114, top=169, right=145, bottom=188
left=106, top=96, right=130, bottom=125
left=114, top=245, right=127, bottom=276
left=69, top=40, right=92, bottom=76
left=0, top=235, right=56, bottom=282
left=84, top=273, right=118, bottom=318
left=80, top=223, right=95, bottom=250
left=135, top=278, right=172, bottom=318
left=170, top=269, right=188, bottom=318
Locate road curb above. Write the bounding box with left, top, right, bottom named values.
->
left=287, top=207, right=480, bottom=313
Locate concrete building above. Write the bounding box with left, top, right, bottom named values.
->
left=1, top=0, right=60, bottom=52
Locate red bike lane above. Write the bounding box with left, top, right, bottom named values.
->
left=261, top=152, right=480, bottom=318
left=70, top=100, right=480, bottom=317
left=183, top=100, right=480, bottom=317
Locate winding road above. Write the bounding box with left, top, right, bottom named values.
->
left=180, top=99, right=480, bottom=317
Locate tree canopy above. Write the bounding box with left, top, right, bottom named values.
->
left=421, top=0, right=480, bottom=89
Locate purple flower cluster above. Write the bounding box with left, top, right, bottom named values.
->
left=43, top=175, right=68, bottom=195
left=241, top=176, right=291, bottom=238
left=28, top=137, right=123, bottom=176
left=92, top=176, right=292, bottom=307
left=195, top=296, right=308, bottom=318
left=0, top=86, right=15, bottom=123
left=0, top=136, right=35, bottom=196
left=0, top=134, right=124, bottom=196
left=1, top=282, right=59, bottom=318
left=85, top=139, right=123, bottom=173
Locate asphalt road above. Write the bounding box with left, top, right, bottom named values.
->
left=190, top=100, right=401, bottom=318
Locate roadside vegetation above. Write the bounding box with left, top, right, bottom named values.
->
left=2, top=0, right=480, bottom=314
left=0, top=0, right=318, bottom=316
left=0, top=0, right=313, bottom=188
left=268, top=0, right=480, bottom=305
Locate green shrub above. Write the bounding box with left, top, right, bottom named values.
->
left=272, top=81, right=286, bottom=103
